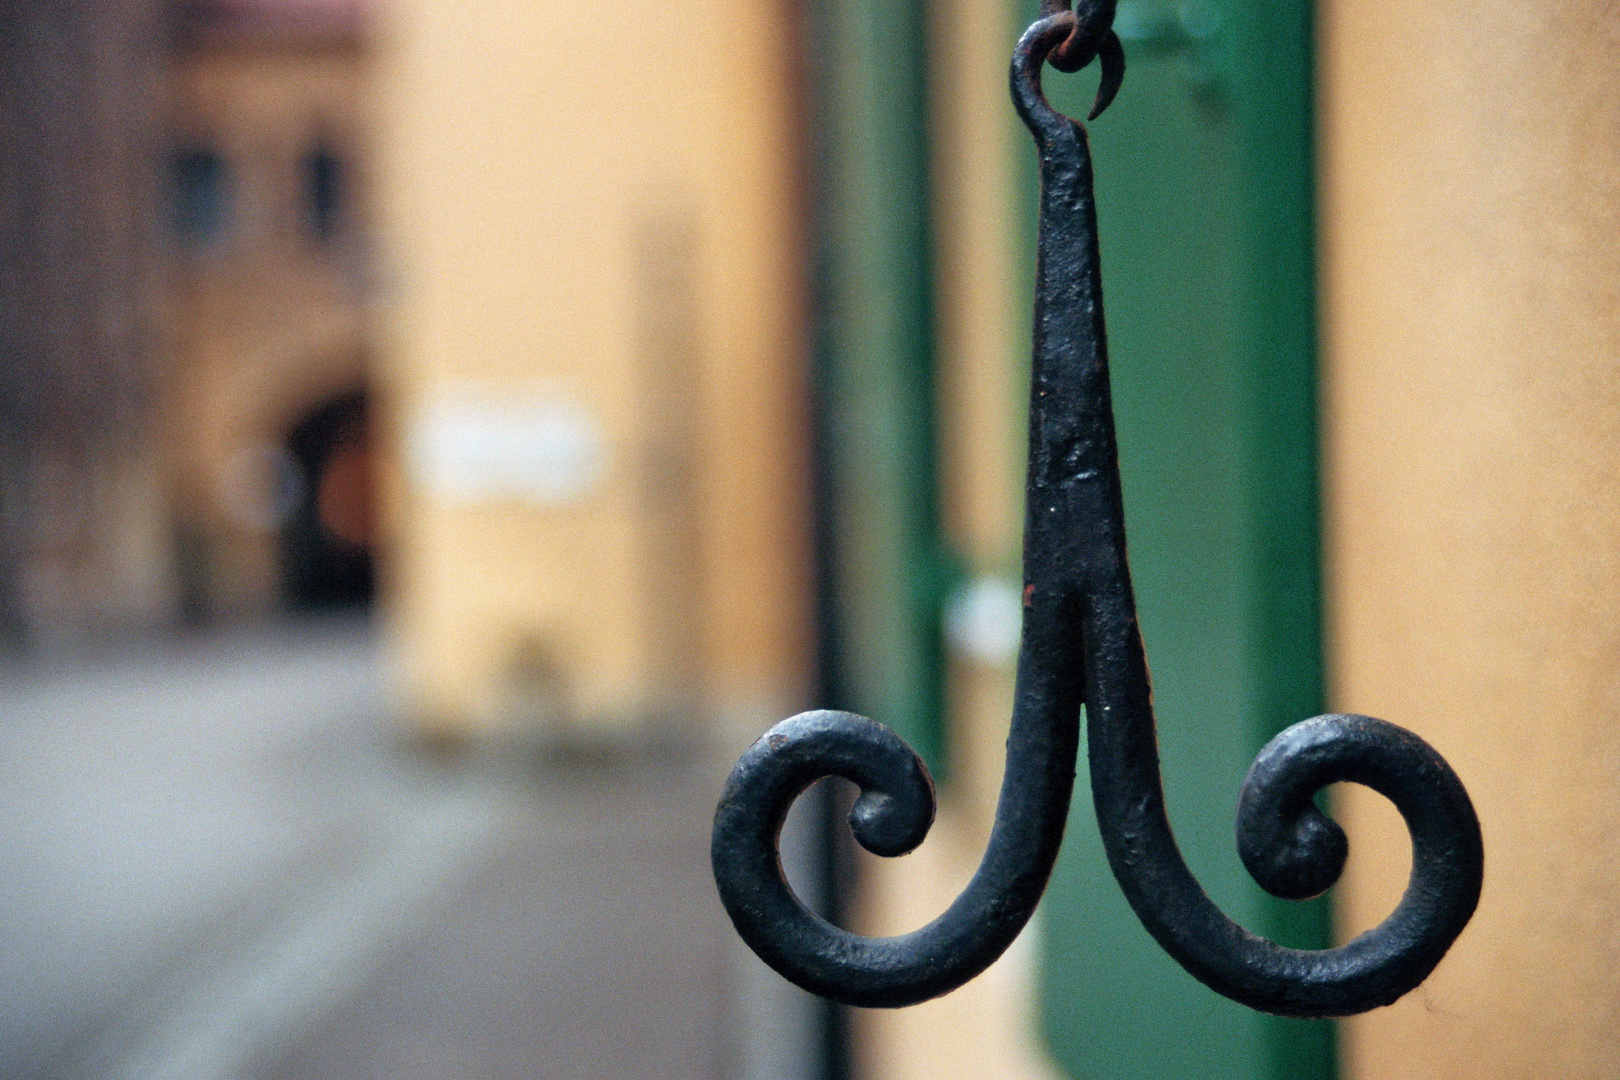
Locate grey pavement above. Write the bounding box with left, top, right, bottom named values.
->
left=0, top=621, right=813, bottom=1080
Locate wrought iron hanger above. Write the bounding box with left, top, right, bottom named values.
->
left=711, top=0, right=1482, bottom=1017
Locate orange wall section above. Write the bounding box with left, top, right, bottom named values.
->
left=1321, top=1, right=1620, bottom=1075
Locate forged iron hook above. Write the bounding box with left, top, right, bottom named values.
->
left=711, top=6, right=1483, bottom=1016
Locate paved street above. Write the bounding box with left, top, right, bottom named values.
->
left=0, top=621, right=801, bottom=1080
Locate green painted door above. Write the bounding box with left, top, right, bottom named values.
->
left=807, top=0, right=949, bottom=775
left=1026, top=2, right=1332, bottom=1078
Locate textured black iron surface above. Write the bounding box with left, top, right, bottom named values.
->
left=711, top=0, right=1483, bottom=1016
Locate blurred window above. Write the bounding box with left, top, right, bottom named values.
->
left=303, top=141, right=343, bottom=241
left=171, top=145, right=229, bottom=242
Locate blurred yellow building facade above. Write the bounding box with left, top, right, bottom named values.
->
left=371, top=0, right=814, bottom=744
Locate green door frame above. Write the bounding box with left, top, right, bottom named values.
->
left=804, top=0, right=950, bottom=776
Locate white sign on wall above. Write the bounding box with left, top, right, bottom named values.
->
left=408, top=390, right=607, bottom=505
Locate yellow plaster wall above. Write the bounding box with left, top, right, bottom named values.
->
left=371, top=0, right=812, bottom=735
left=1321, top=2, right=1620, bottom=1075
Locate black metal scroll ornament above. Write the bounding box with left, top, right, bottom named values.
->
left=711, top=0, right=1482, bottom=1017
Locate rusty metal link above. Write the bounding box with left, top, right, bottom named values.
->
left=1036, top=0, right=1124, bottom=114
left=711, top=0, right=1483, bottom=1016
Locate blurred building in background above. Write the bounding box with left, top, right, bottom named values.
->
left=0, top=0, right=376, bottom=639
left=165, top=0, right=375, bottom=621
left=0, top=0, right=170, bottom=643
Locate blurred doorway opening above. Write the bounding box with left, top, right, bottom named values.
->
left=279, top=388, right=374, bottom=612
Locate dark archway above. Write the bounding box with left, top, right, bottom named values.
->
left=279, top=388, right=374, bottom=611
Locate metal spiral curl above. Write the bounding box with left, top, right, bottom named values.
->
left=711, top=0, right=1483, bottom=1016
